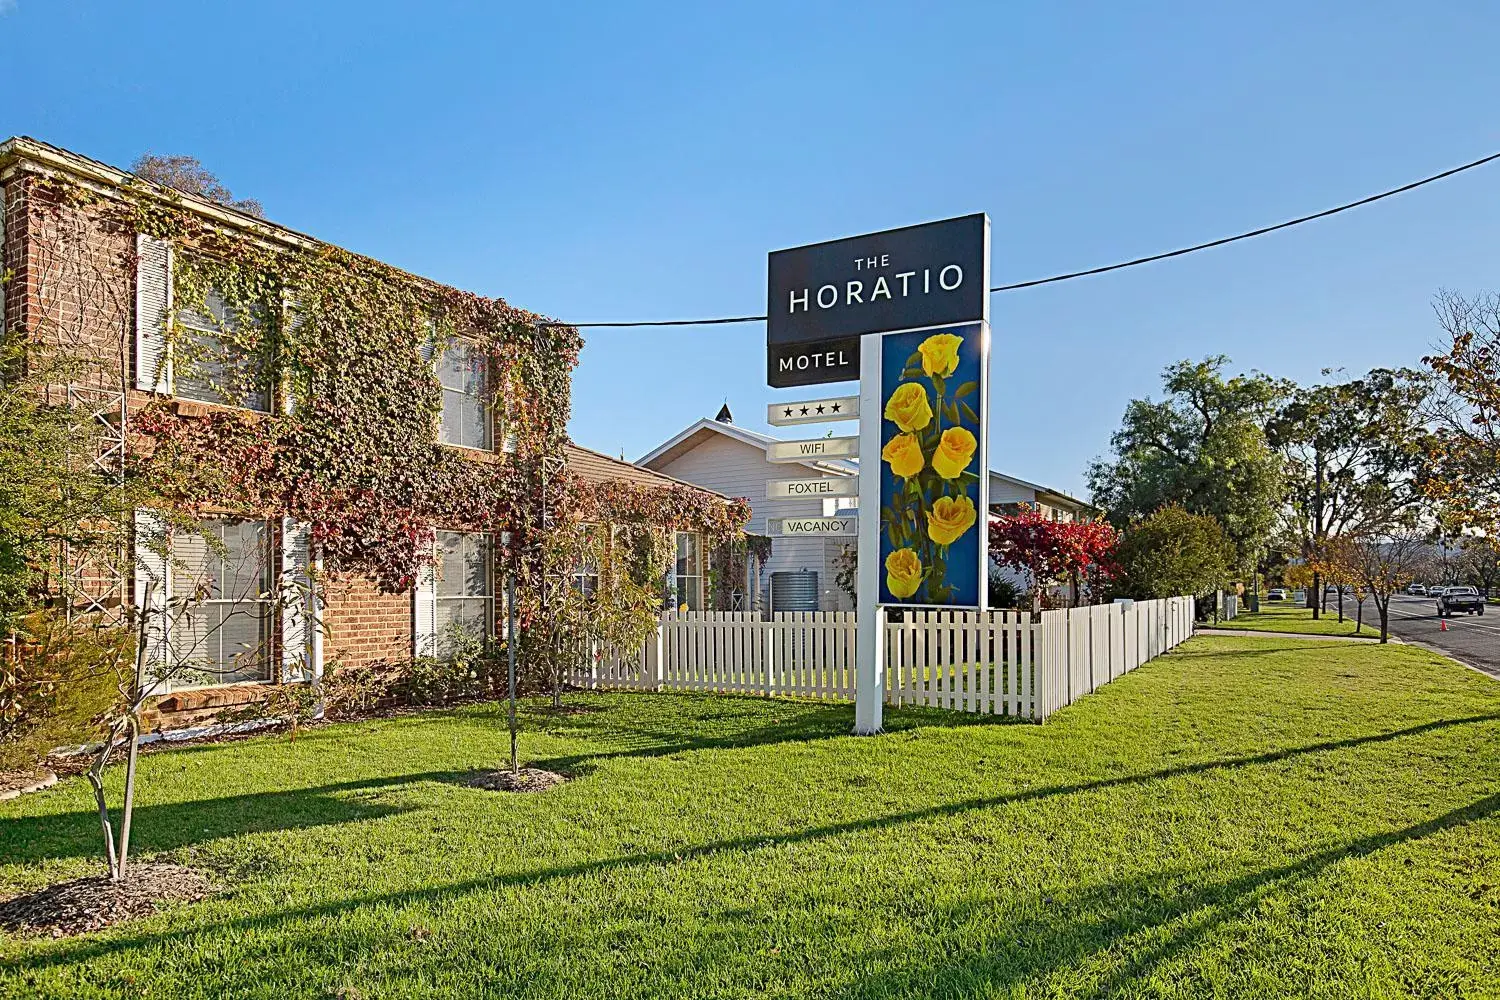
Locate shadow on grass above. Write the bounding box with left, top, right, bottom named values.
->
left=0, top=770, right=469, bottom=868
left=450, top=694, right=1012, bottom=775
left=9, top=711, right=1497, bottom=975
left=838, top=789, right=1500, bottom=997
left=1, top=698, right=996, bottom=866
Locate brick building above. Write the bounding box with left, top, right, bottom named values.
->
left=0, top=136, right=734, bottom=727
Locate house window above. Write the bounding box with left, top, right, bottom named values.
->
left=572, top=559, right=599, bottom=597
left=169, top=518, right=273, bottom=686
left=673, top=532, right=703, bottom=612
left=437, top=339, right=493, bottom=450
left=174, top=288, right=271, bottom=411
left=435, top=530, right=493, bottom=657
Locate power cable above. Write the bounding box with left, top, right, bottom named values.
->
left=540, top=149, right=1500, bottom=329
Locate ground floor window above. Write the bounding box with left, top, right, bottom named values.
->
left=672, top=531, right=703, bottom=612
left=168, top=518, right=273, bottom=685
left=435, top=530, right=494, bottom=658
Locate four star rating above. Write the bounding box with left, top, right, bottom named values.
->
left=766, top=395, right=859, bottom=427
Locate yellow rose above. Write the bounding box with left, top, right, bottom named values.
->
left=918, top=333, right=963, bottom=378
left=931, top=426, right=977, bottom=480
left=884, top=382, right=932, bottom=433
left=925, top=494, right=976, bottom=547
left=881, top=433, right=924, bottom=479
left=885, top=548, right=923, bottom=600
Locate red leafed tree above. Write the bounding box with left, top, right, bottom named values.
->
left=989, top=509, right=1118, bottom=612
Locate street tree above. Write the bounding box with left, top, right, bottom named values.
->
left=1343, top=530, right=1431, bottom=643
left=130, top=153, right=265, bottom=218
left=1425, top=290, right=1500, bottom=534
left=1265, top=367, right=1431, bottom=617
left=1462, top=536, right=1500, bottom=594
left=1088, top=356, right=1285, bottom=572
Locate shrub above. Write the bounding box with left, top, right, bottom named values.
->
left=1112, top=505, right=1233, bottom=600
left=0, top=611, right=129, bottom=772
left=987, top=568, right=1025, bottom=609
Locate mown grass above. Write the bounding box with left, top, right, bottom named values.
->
left=2, top=636, right=1498, bottom=999
left=1203, top=598, right=1376, bottom=637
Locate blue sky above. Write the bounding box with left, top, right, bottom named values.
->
left=4, top=1, right=1497, bottom=497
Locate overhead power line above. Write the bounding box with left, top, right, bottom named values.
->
left=544, top=149, right=1500, bottom=329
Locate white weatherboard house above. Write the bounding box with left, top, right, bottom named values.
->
left=638, top=409, right=1099, bottom=611
left=639, top=409, right=858, bottom=612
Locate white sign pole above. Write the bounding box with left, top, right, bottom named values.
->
left=854, top=332, right=885, bottom=735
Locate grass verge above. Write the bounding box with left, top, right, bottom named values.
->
left=1203, top=598, right=1376, bottom=637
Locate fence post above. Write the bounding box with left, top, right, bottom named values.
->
left=651, top=619, right=664, bottom=692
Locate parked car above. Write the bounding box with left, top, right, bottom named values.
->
left=1407, top=583, right=1427, bottom=596
left=1266, top=588, right=1287, bottom=601
left=1437, top=586, right=1485, bottom=617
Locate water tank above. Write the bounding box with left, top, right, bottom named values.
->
left=771, top=570, right=820, bottom=612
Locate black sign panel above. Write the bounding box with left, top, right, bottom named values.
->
left=767, top=213, right=987, bottom=387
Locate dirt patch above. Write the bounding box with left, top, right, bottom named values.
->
left=0, top=864, right=212, bottom=938
left=466, top=767, right=570, bottom=793
left=0, top=768, right=57, bottom=802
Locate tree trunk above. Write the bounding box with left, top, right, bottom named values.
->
left=1378, top=599, right=1389, bottom=643
left=1337, top=589, right=1344, bottom=622
left=86, top=722, right=123, bottom=878
left=1356, top=599, right=1364, bottom=633
left=116, top=716, right=141, bottom=879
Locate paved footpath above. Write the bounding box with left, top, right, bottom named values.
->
left=1202, top=628, right=1384, bottom=643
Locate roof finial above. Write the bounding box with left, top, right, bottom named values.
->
left=714, top=402, right=733, bottom=424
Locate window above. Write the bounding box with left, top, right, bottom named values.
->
left=435, top=530, right=493, bottom=657
left=572, top=559, right=599, bottom=597
left=673, top=532, right=703, bottom=612
left=437, top=339, right=493, bottom=450
left=169, top=518, right=273, bottom=686
left=174, top=288, right=271, bottom=411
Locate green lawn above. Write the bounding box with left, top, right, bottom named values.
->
left=3, top=636, right=1499, bottom=999
left=1203, top=598, right=1377, bottom=637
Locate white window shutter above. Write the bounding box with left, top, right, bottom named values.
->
left=413, top=556, right=437, bottom=658
left=282, top=298, right=303, bottom=414
left=280, top=519, right=315, bottom=682
left=132, top=508, right=171, bottom=681
left=134, top=234, right=173, bottom=393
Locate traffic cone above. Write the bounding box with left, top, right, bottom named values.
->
left=1440, top=619, right=1449, bottom=632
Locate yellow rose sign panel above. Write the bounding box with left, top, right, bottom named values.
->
left=878, top=324, right=985, bottom=606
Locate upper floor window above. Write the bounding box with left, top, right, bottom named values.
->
left=174, top=288, right=272, bottom=412
left=437, top=339, right=493, bottom=450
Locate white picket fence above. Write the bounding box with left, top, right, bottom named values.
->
left=572, top=596, right=1196, bottom=722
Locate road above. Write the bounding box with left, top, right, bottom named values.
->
left=1375, top=593, right=1500, bottom=679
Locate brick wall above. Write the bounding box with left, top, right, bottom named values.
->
left=322, top=576, right=413, bottom=668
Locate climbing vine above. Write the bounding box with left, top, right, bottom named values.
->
left=15, top=168, right=744, bottom=655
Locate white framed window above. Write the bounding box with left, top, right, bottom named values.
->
left=434, top=530, right=494, bottom=657
left=168, top=518, right=274, bottom=686
left=572, top=558, right=599, bottom=597
left=174, top=288, right=272, bottom=412
left=672, top=532, right=703, bottom=612
left=436, top=339, right=493, bottom=450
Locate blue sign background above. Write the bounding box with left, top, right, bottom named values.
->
left=878, top=323, right=985, bottom=606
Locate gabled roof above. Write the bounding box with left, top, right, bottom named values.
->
left=989, top=469, right=1099, bottom=515
left=637, top=418, right=857, bottom=476
left=565, top=441, right=731, bottom=498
